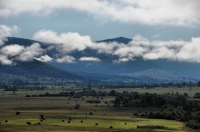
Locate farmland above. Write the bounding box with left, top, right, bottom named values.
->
left=0, top=87, right=199, bottom=132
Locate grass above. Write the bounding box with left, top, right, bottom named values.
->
left=0, top=116, right=186, bottom=132
left=0, top=87, right=199, bottom=132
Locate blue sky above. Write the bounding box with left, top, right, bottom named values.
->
left=0, top=0, right=200, bottom=65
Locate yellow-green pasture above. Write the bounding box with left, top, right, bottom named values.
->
left=0, top=87, right=198, bottom=132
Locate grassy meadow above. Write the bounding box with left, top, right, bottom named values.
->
left=0, top=87, right=199, bottom=132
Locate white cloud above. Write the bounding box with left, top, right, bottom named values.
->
left=33, top=30, right=94, bottom=53
left=0, top=38, right=7, bottom=46
left=1, top=44, right=24, bottom=56
left=79, top=57, right=101, bottom=62
left=0, top=25, right=19, bottom=37
left=35, top=55, right=53, bottom=62
left=56, top=55, right=75, bottom=63
left=33, top=30, right=200, bottom=63
left=0, top=43, right=44, bottom=65
left=175, top=37, right=200, bottom=62
left=0, top=55, right=12, bottom=65
left=18, top=43, right=43, bottom=61
left=113, top=57, right=134, bottom=63
left=0, top=0, right=199, bottom=26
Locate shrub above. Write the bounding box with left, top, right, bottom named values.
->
left=40, top=115, right=44, bottom=119
left=16, top=111, right=20, bottom=115
left=75, top=104, right=80, bottom=109
left=137, top=125, right=166, bottom=129
left=90, top=112, right=93, bottom=115
left=26, top=94, right=31, bottom=97
left=26, top=122, right=31, bottom=125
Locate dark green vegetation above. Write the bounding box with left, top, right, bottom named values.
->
left=114, top=93, right=200, bottom=129
left=113, top=90, right=200, bottom=130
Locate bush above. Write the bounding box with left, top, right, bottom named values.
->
left=186, top=120, right=200, bottom=129
left=75, top=104, right=80, bottom=109
left=16, top=111, right=20, bottom=115
left=26, top=122, right=31, bottom=125
left=86, top=100, right=101, bottom=103
left=26, top=94, right=31, bottom=97
left=40, top=115, right=44, bottom=119
left=137, top=125, right=166, bottom=129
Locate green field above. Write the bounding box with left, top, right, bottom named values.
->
left=0, top=87, right=199, bottom=132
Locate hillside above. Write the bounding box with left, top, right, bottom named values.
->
left=2, top=37, right=200, bottom=84
left=0, top=59, right=84, bottom=85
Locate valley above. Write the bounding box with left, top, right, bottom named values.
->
left=1, top=86, right=199, bottom=132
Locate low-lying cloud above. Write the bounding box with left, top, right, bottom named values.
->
left=35, top=55, right=53, bottom=62
left=0, top=0, right=200, bottom=26
left=0, top=43, right=43, bottom=65
left=1, top=29, right=200, bottom=65
left=79, top=57, right=101, bottom=62
left=33, top=30, right=200, bottom=63
left=56, top=55, right=76, bottom=63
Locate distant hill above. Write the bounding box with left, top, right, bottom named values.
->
left=96, top=37, right=132, bottom=44
left=2, top=37, right=200, bottom=84
left=0, top=59, right=84, bottom=85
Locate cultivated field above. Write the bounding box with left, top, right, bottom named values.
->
left=0, top=87, right=199, bottom=132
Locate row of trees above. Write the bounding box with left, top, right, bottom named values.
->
left=1, top=80, right=200, bottom=89
left=113, top=92, right=200, bottom=129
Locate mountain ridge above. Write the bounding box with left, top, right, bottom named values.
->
left=1, top=37, right=200, bottom=83
left=0, top=59, right=85, bottom=84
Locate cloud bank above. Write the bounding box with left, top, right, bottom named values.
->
left=0, top=0, right=200, bottom=26
left=33, top=30, right=200, bottom=63
left=1, top=29, right=200, bottom=65
left=0, top=43, right=43, bottom=65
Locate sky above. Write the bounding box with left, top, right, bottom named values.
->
left=0, top=0, right=200, bottom=65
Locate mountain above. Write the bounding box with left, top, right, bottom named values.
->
left=96, top=37, right=132, bottom=44
left=2, top=37, right=200, bottom=84
left=0, top=59, right=85, bottom=85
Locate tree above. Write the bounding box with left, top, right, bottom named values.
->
left=114, top=96, right=121, bottom=106
left=198, top=81, right=200, bottom=87
left=75, top=104, right=80, bottom=109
